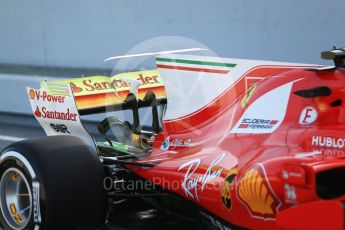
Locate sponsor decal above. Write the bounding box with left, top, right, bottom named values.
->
left=69, top=74, right=160, bottom=94
left=299, top=106, right=317, bottom=124
left=281, top=166, right=306, bottom=186
left=27, top=84, right=96, bottom=150
left=178, top=153, right=226, bottom=201
left=237, top=118, right=279, bottom=130
left=53, top=70, right=162, bottom=96
left=284, top=184, right=297, bottom=203
left=221, top=168, right=238, bottom=210
left=282, top=170, right=288, bottom=179
left=10, top=171, right=19, bottom=181
left=231, top=81, right=295, bottom=134
left=311, top=136, right=345, bottom=149
left=70, top=83, right=82, bottom=93
left=34, top=107, right=77, bottom=121
left=10, top=204, right=23, bottom=224
left=282, top=170, right=303, bottom=180
left=309, top=148, right=345, bottom=157
left=241, top=83, right=257, bottom=108
left=50, top=123, right=70, bottom=134
left=28, top=89, right=66, bottom=103
left=34, top=106, right=42, bottom=117
left=50, top=70, right=165, bottom=110
left=237, top=165, right=281, bottom=220
left=32, top=181, right=41, bottom=225
left=160, top=136, right=193, bottom=150
left=29, top=89, right=35, bottom=100
left=244, top=77, right=264, bottom=91
left=160, top=137, right=170, bottom=150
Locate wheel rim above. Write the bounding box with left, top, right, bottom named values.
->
left=0, top=168, right=32, bottom=230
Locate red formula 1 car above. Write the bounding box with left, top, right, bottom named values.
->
left=1, top=48, right=345, bottom=230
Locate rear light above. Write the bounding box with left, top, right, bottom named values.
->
left=318, top=102, right=328, bottom=111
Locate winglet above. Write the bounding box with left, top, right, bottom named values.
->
left=104, top=48, right=208, bottom=62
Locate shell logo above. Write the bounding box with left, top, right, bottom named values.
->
left=238, top=167, right=280, bottom=219
left=29, top=89, right=35, bottom=100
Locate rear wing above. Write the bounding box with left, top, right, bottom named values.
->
left=27, top=69, right=167, bottom=149
left=27, top=83, right=97, bottom=149
left=48, top=69, right=166, bottom=115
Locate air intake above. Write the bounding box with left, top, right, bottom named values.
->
left=316, top=166, right=345, bottom=199
left=321, top=47, right=345, bottom=68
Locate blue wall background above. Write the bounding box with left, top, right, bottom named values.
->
left=1, top=0, right=344, bottom=69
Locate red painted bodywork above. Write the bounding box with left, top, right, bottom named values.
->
left=131, top=66, right=345, bottom=229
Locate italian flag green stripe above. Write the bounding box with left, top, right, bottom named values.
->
left=156, top=57, right=236, bottom=68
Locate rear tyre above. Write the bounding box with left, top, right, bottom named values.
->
left=0, top=136, right=108, bottom=230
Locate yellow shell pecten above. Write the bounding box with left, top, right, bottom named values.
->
left=238, top=168, right=275, bottom=215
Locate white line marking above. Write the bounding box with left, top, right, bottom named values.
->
left=0, top=135, right=25, bottom=142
